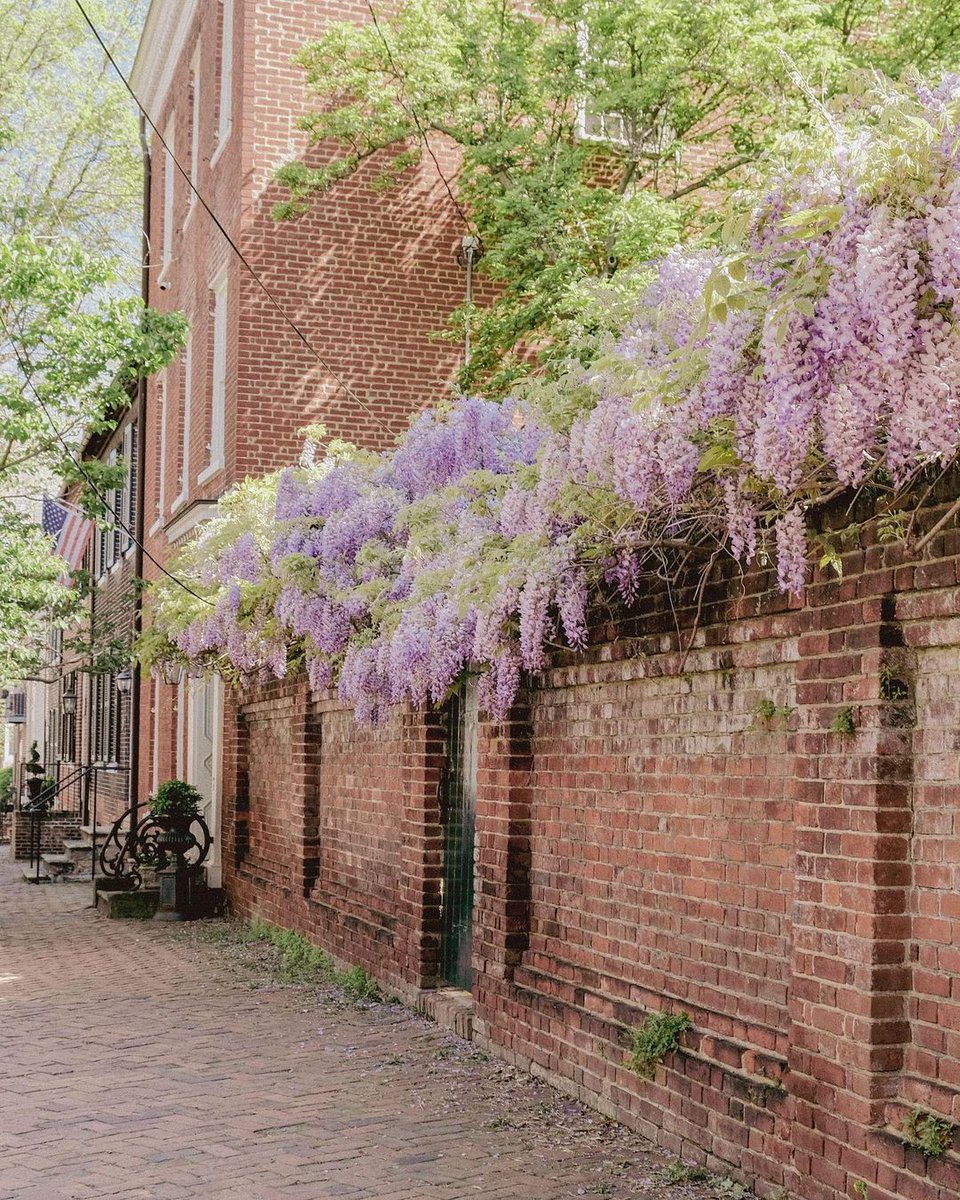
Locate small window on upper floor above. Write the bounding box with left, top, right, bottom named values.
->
left=574, top=22, right=674, bottom=160
left=199, top=267, right=227, bottom=482
left=161, top=117, right=176, bottom=274
left=188, top=46, right=200, bottom=215
left=119, top=421, right=138, bottom=556
left=211, top=0, right=234, bottom=167
left=173, top=334, right=193, bottom=513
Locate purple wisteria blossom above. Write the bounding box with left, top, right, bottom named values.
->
left=155, top=77, right=960, bottom=723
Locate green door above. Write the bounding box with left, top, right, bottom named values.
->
left=440, top=681, right=478, bottom=989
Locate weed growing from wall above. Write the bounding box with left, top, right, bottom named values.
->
left=630, top=1009, right=691, bottom=1079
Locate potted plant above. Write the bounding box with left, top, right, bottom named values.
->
left=38, top=776, right=57, bottom=811
left=23, top=742, right=45, bottom=802
left=149, top=779, right=204, bottom=835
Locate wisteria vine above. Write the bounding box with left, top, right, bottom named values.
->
left=142, top=76, right=960, bottom=721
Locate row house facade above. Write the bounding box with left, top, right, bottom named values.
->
left=131, top=0, right=476, bottom=879
left=5, top=403, right=140, bottom=842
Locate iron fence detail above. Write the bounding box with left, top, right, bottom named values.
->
left=98, top=806, right=212, bottom=892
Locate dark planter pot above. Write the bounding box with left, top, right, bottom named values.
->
left=26, top=777, right=44, bottom=801
left=148, top=811, right=194, bottom=840
left=151, top=810, right=200, bottom=922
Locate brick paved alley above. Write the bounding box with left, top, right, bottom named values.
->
left=0, top=862, right=719, bottom=1200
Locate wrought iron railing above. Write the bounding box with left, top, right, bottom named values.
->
left=98, top=806, right=212, bottom=892
left=21, top=763, right=130, bottom=881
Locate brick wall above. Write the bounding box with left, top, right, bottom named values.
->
left=10, top=813, right=82, bottom=861
left=219, top=494, right=960, bottom=1200
left=224, top=677, right=446, bottom=992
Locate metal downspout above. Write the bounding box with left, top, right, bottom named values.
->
left=127, top=112, right=152, bottom=841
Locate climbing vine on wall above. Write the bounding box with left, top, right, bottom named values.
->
left=142, top=76, right=960, bottom=723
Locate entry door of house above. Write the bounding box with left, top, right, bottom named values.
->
left=440, top=680, right=478, bottom=990
left=188, top=676, right=223, bottom=887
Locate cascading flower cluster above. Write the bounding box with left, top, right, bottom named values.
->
left=143, top=76, right=960, bottom=722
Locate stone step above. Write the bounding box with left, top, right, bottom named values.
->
left=78, top=825, right=115, bottom=846
left=41, top=853, right=81, bottom=882
left=21, top=865, right=50, bottom=884
left=63, top=839, right=96, bottom=863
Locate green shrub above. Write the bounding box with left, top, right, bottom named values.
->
left=0, top=766, right=13, bottom=806
left=902, top=1108, right=954, bottom=1157
left=150, top=778, right=204, bottom=819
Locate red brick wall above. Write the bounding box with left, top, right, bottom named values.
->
left=219, top=496, right=960, bottom=1200
left=224, top=678, right=446, bottom=992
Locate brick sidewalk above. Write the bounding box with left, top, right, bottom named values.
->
left=0, top=862, right=714, bottom=1200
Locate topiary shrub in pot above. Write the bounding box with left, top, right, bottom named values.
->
left=24, top=741, right=45, bottom=801
left=149, top=779, right=204, bottom=835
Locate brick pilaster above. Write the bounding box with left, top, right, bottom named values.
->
left=475, top=698, right=534, bottom=1006
left=790, top=578, right=914, bottom=1200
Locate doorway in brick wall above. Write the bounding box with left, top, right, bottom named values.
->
left=439, top=680, right=478, bottom=990
left=187, top=676, right=222, bottom=888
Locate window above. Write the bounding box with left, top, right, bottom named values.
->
left=154, top=376, right=167, bottom=528
left=188, top=47, right=200, bottom=216
left=200, top=268, right=227, bottom=480
left=119, top=421, right=138, bottom=555
left=92, top=672, right=121, bottom=766
left=574, top=23, right=673, bottom=156
left=211, top=0, right=233, bottom=166
left=100, top=450, right=119, bottom=573
left=161, top=118, right=175, bottom=274
left=174, top=335, right=193, bottom=510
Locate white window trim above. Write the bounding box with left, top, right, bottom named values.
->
left=573, top=22, right=672, bottom=156
left=159, top=118, right=176, bottom=280
left=150, top=375, right=168, bottom=534
left=122, top=422, right=136, bottom=559
left=201, top=265, right=228, bottom=481
left=185, top=46, right=201, bottom=223
left=210, top=0, right=233, bottom=169
left=197, top=461, right=224, bottom=485
left=172, top=334, right=193, bottom=513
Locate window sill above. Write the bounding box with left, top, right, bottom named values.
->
left=197, top=460, right=224, bottom=485
left=210, top=129, right=231, bottom=170
left=170, top=490, right=189, bottom=516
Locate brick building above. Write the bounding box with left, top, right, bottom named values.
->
left=131, top=0, right=475, bottom=873
left=2, top=400, right=140, bottom=862
left=105, top=5, right=960, bottom=1200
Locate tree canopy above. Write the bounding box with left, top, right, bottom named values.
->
left=0, top=0, right=185, bottom=680
left=276, top=0, right=960, bottom=392
left=0, top=0, right=145, bottom=269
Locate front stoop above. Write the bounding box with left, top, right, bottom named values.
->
left=413, top=988, right=474, bottom=1041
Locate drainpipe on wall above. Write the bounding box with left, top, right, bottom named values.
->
left=457, top=235, right=482, bottom=368
left=127, top=112, right=152, bottom=841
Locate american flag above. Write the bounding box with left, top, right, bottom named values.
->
left=41, top=497, right=94, bottom=576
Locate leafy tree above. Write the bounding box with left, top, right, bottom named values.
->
left=276, top=0, right=960, bottom=392
left=0, top=1, right=185, bottom=679
left=0, top=233, right=187, bottom=678
left=0, top=0, right=146, bottom=268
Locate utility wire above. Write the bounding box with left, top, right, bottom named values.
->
left=0, top=307, right=214, bottom=607
left=363, top=0, right=476, bottom=238
left=72, top=0, right=391, bottom=437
